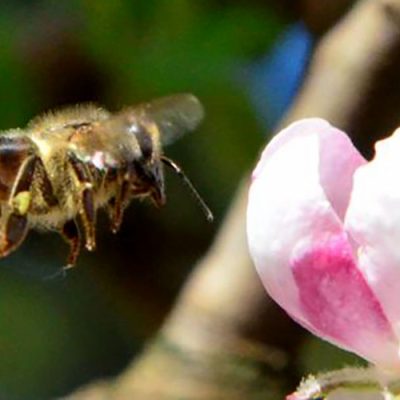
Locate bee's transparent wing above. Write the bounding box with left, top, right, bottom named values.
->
left=138, top=93, right=205, bottom=145
left=69, top=117, right=141, bottom=169
left=68, top=94, right=204, bottom=169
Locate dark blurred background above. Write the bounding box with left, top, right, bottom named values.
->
left=0, top=1, right=363, bottom=399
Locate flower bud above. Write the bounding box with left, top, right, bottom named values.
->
left=247, top=119, right=400, bottom=371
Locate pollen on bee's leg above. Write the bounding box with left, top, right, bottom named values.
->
left=11, top=191, right=31, bottom=215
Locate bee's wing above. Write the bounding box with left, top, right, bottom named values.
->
left=137, top=93, right=205, bottom=145
left=69, top=119, right=141, bottom=169
left=69, top=94, right=204, bottom=169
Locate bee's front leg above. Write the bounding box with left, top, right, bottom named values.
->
left=68, top=154, right=96, bottom=251
left=108, top=175, right=130, bottom=234
left=60, top=219, right=81, bottom=268
left=0, top=155, right=37, bottom=257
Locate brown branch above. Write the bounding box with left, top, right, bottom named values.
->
left=64, top=0, right=400, bottom=399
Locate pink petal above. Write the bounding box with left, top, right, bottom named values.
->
left=292, top=233, right=399, bottom=368
left=247, top=119, right=400, bottom=367
left=346, top=129, right=400, bottom=352
left=248, top=118, right=365, bottom=319
left=252, top=119, right=366, bottom=219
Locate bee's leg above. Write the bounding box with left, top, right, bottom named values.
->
left=61, top=219, right=81, bottom=268
left=68, top=154, right=96, bottom=251
left=0, top=213, right=29, bottom=257
left=35, top=158, right=58, bottom=208
left=109, top=179, right=130, bottom=233
left=34, top=162, right=73, bottom=270
left=0, top=156, right=37, bottom=257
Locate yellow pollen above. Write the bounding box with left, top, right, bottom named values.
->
left=12, top=191, right=31, bottom=215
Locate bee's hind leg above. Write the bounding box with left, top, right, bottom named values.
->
left=0, top=213, right=29, bottom=258
left=68, top=153, right=97, bottom=252
left=61, top=219, right=81, bottom=269
left=0, top=155, right=37, bottom=257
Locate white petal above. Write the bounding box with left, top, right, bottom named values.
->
left=345, top=128, right=400, bottom=340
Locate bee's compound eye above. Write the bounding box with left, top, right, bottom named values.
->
left=134, top=125, right=153, bottom=160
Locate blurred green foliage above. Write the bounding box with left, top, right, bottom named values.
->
left=0, top=1, right=284, bottom=399
left=299, top=336, right=367, bottom=374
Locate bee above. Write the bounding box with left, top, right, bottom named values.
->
left=0, top=94, right=213, bottom=268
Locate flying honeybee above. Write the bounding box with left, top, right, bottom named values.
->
left=0, top=93, right=213, bottom=268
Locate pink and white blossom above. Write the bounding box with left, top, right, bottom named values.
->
left=247, top=118, right=400, bottom=371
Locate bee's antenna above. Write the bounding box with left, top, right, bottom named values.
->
left=161, top=156, right=214, bottom=222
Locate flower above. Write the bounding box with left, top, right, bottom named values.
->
left=247, top=118, right=400, bottom=371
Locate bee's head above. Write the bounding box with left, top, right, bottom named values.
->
left=125, top=114, right=213, bottom=221
left=129, top=123, right=166, bottom=207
